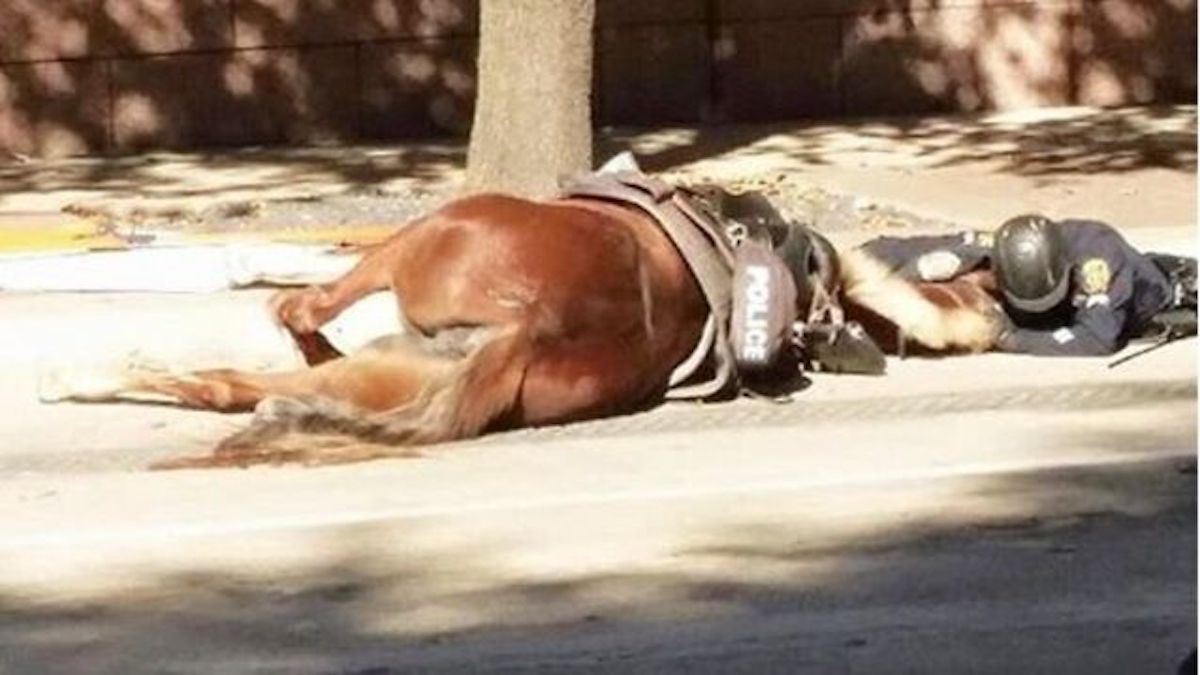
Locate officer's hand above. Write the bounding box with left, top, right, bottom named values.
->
left=914, top=250, right=962, bottom=282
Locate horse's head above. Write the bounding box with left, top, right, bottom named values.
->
left=690, top=185, right=842, bottom=323
left=690, top=184, right=886, bottom=377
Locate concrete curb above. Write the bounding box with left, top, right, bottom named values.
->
left=477, top=378, right=1198, bottom=446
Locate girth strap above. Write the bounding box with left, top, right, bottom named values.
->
left=561, top=171, right=738, bottom=400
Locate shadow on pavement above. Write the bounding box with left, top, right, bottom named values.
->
left=0, top=442, right=1193, bottom=674
left=615, top=106, right=1197, bottom=180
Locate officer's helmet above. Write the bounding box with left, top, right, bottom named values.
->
left=993, top=214, right=1070, bottom=314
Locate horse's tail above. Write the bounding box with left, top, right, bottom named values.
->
left=839, top=247, right=1001, bottom=353
left=153, top=327, right=533, bottom=469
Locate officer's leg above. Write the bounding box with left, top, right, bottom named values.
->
left=1136, top=253, right=1197, bottom=340
left=1148, top=252, right=1197, bottom=309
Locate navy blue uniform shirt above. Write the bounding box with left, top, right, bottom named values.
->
left=860, top=232, right=991, bottom=282
left=859, top=221, right=1174, bottom=356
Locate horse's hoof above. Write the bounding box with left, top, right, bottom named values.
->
left=37, top=369, right=71, bottom=403
left=268, top=287, right=331, bottom=334
left=38, top=367, right=124, bottom=403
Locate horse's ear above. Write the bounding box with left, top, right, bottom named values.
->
left=679, top=183, right=730, bottom=216
left=719, top=191, right=791, bottom=232
left=683, top=182, right=727, bottom=201
left=730, top=190, right=779, bottom=214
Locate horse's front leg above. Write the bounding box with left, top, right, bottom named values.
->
left=270, top=226, right=418, bottom=333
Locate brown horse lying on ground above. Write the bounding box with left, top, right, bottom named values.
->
left=42, top=176, right=1002, bottom=468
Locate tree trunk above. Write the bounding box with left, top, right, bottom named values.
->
left=465, top=0, right=595, bottom=199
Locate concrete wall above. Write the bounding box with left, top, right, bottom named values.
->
left=1, top=0, right=1194, bottom=158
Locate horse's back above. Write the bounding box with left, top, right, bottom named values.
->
left=391, top=194, right=701, bottom=337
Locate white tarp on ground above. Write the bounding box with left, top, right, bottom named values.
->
left=0, top=243, right=401, bottom=355
left=0, top=152, right=647, bottom=295
left=318, top=291, right=402, bottom=354
left=0, top=244, right=359, bottom=293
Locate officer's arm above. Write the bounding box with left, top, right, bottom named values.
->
left=998, top=264, right=1132, bottom=357
left=858, top=235, right=952, bottom=279
left=894, top=234, right=992, bottom=282
left=1000, top=309, right=1125, bottom=356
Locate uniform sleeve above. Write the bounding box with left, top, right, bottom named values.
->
left=895, top=240, right=990, bottom=282
left=859, top=232, right=991, bottom=282
left=998, top=261, right=1133, bottom=356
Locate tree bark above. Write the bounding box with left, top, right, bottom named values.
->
left=465, top=0, right=595, bottom=199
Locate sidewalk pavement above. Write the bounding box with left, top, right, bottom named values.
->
left=0, top=105, right=1194, bottom=252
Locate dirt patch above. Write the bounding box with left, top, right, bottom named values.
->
left=58, top=171, right=964, bottom=241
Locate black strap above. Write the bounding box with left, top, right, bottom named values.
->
left=1108, top=326, right=1192, bottom=369
left=561, top=172, right=737, bottom=400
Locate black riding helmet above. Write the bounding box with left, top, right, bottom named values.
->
left=709, top=189, right=841, bottom=313
left=993, top=214, right=1071, bottom=314
left=774, top=224, right=840, bottom=317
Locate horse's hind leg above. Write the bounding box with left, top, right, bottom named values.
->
left=269, top=225, right=419, bottom=334
left=143, top=327, right=533, bottom=469
left=214, top=328, right=530, bottom=449
left=41, top=335, right=456, bottom=412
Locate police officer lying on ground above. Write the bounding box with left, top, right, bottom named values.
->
left=859, top=214, right=1197, bottom=356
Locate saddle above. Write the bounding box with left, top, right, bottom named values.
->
left=561, top=171, right=884, bottom=399
left=563, top=171, right=738, bottom=399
